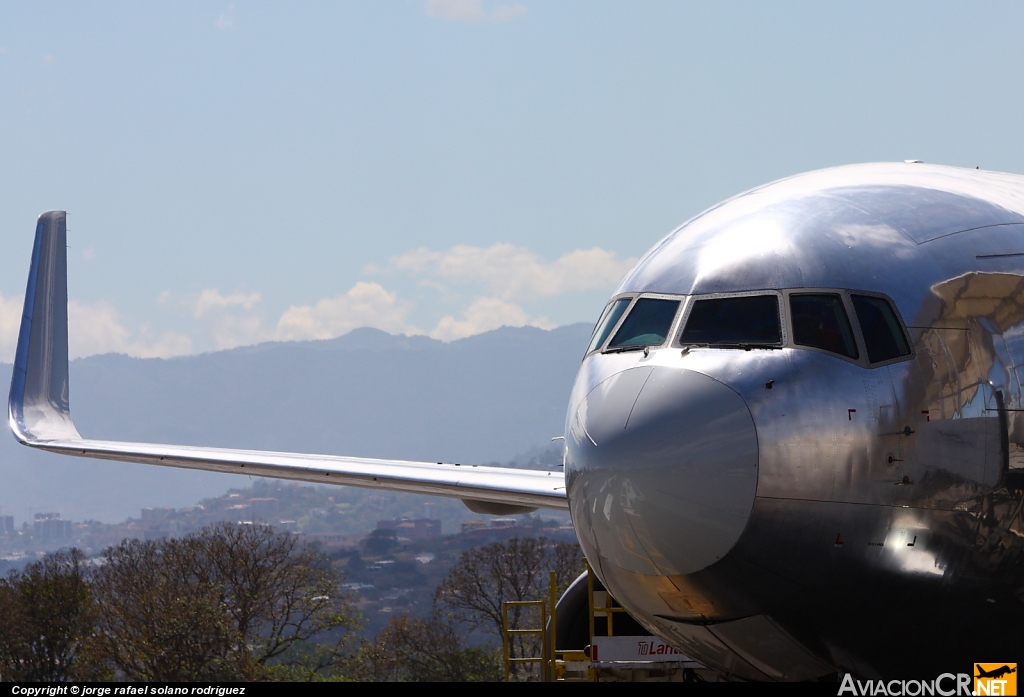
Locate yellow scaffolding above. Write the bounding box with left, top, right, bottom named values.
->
left=501, top=567, right=613, bottom=682
left=501, top=564, right=696, bottom=682
left=587, top=560, right=627, bottom=639
left=501, top=599, right=546, bottom=682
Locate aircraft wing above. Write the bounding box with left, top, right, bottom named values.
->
left=8, top=212, right=567, bottom=513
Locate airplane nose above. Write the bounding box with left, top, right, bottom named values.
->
left=567, top=366, right=758, bottom=577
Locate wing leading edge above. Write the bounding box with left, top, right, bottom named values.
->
left=8, top=212, right=567, bottom=513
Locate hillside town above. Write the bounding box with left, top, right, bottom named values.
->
left=0, top=480, right=576, bottom=637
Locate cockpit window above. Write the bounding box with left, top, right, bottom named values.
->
left=606, top=298, right=680, bottom=350
left=680, top=295, right=781, bottom=347
left=851, top=294, right=910, bottom=363
left=587, top=297, right=632, bottom=353
left=790, top=294, right=859, bottom=359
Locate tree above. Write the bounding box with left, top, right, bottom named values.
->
left=345, top=612, right=501, bottom=682
left=361, top=529, right=399, bottom=556
left=190, top=522, right=359, bottom=670
left=434, top=537, right=584, bottom=680
left=0, top=549, right=98, bottom=682
left=435, top=537, right=583, bottom=634
left=90, top=523, right=359, bottom=681
left=89, top=536, right=247, bottom=681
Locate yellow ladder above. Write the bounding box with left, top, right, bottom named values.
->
left=501, top=599, right=547, bottom=681
left=587, top=560, right=628, bottom=639
left=500, top=570, right=599, bottom=681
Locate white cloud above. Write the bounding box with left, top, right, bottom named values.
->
left=193, top=288, right=262, bottom=318
left=186, top=281, right=560, bottom=346
left=0, top=293, right=24, bottom=362
left=276, top=282, right=420, bottom=342
left=68, top=300, right=192, bottom=360
left=430, top=296, right=552, bottom=341
left=128, top=332, right=194, bottom=360
left=159, top=284, right=422, bottom=351
left=0, top=237, right=624, bottom=360
left=387, top=243, right=636, bottom=300
left=214, top=4, right=236, bottom=30
left=426, top=0, right=527, bottom=23
left=153, top=289, right=266, bottom=352
left=0, top=293, right=191, bottom=362
left=198, top=309, right=265, bottom=351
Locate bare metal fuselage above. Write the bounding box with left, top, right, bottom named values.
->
left=565, top=163, right=1024, bottom=679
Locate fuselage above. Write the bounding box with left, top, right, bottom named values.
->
left=564, top=162, right=1024, bottom=680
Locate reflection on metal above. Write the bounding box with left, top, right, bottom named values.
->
left=707, top=615, right=834, bottom=681
left=570, top=367, right=758, bottom=577
left=565, top=163, right=1024, bottom=680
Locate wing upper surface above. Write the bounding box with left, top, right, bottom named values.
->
left=8, top=212, right=567, bottom=511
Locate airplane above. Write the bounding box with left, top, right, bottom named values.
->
left=10, top=161, right=1024, bottom=681
left=976, top=665, right=1016, bottom=680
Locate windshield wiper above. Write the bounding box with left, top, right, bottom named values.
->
left=707, top=342, right=780, bottom=351
left=603, top=345, right=648, bottom=354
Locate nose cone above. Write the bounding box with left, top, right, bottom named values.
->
left=567, top=366, right=758, bottom=577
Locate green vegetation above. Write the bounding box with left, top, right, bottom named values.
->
left=0, top=549, right=96, bottom=681
left=436, top=537, right=583, bottom=681
left=0, top=525, right=581, bottom=682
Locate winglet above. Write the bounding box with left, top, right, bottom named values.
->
left=9, top=211, right=81, bottom=443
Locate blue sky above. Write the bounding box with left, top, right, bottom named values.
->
left=1, top=1, right=1023, bottom=358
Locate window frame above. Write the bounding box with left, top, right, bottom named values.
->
left=602, top=292, right=687, bottom=354
left=588, top=287, right=913, bottom=369
left=584, top=293, right=637, bottom=356
left=604, top=294, right=687, bottom=352
left=673, top=290, right=788, bottom=350
left=586, top=296, right=628, bottom=354
left=780, top=288, right=863, bottom=366
left=845, top=289, right=915, bottom=367
left=779, top=288, right=912, bottom=367
left=584, top=293, right=688, bottom=356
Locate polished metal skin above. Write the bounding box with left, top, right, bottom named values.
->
left=12, top=162, right=1024, bottom=680
left=566, top=163, right=1024, bottom=679
left=569, top=366, right=759, bottom=577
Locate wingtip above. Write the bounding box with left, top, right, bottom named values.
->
left=8, top=211, right=81, bottom=444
